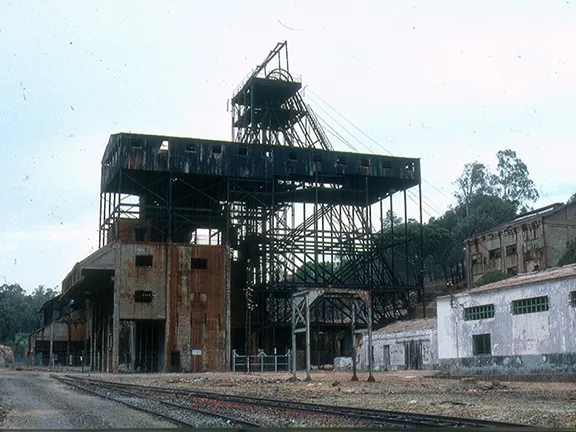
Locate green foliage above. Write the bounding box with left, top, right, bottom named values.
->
left=0, top=284, right=58, bottom=351
left=453, top=149, right=538, bottom=213
left=493, top=149, right=539, bottom=208
left=568, top=192, right=576, bottom=204
left=558, top=238, right=576, bottom=267
left=474, top=269, right=513, bottom=287
left=380, top=209, right=402, bottom=231
left=454, top=162, right=494, bottom=210
left=431, top=195, right=516, bottom=242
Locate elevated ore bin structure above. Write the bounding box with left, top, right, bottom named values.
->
left=56, top=42, right=424, bottom=372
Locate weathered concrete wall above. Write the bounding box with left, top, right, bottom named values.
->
left=466, top=220, right=544, bottom=287
left=441, top=353, right=576, bottom=375
left=117, top=243, right=168, bottom=320
left=359, top=328, right=438, bottom=371
left=544, top=203, right=576, bottom=267
left=114, top=242, right=229, bottom=372
left=437, top=275, right=576, bottom=367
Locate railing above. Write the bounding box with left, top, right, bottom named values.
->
left=232, top=349, right=292, bottom=372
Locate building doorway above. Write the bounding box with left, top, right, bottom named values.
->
left=404, top=340, right=423, bottom=370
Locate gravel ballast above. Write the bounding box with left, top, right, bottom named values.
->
left=77, top=370, right=576, bottom=428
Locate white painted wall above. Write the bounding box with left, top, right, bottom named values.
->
left=437, top=277, right=576, bottom=359
left=359, top=328, right=438, bottom=370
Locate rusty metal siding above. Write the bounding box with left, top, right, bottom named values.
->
left=171, top=245, right=228, bottom=372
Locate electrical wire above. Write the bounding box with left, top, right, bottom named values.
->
left=311, top=101, right=444, bottom=218
left=307, top=89, right=453, bottom=202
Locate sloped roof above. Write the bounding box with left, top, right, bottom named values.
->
left=440, top=263, right=576, bottom=298
left=465, top=202, right=565, bottom=242
left=374, top=317, right=436, bottom=335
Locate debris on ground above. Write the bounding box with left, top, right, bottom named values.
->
left=78, top=371, right=576, bottom=428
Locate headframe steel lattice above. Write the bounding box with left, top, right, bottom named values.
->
left=98, top=41, right=424, bottom=363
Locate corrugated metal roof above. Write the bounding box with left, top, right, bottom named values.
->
left=374, top=318, right=436, bottom=335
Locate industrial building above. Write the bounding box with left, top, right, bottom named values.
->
left=359, top=318, right=437, bottom=371
left=437, top=264, right=576, bottom=375
left=30, top=42, right=425, bottom=373
left=464, top=202, right=576, bottom=287
left=27, top=295, right=86, bottom=366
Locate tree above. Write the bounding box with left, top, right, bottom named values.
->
left=451, top=194, right=517, bottom=242
left=454, top=162, right=494, bottom=214
left=568, top=192, right=576, bottom=204
left=0, top=284, right=57, bottom=353
left=474, top=269, right=513, bottom=287
left=492, top=149, right=539, bottom=210
left=558, top=238, right=576, bottom=267
left=380, top=210, right=402, bottom=231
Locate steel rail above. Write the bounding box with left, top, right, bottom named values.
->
left=62, top=375, right=529, bottom=429
left=53, top=375, right=262, bottom=428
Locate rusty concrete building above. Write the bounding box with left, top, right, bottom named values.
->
left=465, top=202, right=576, bottom=287
left=48, top=42, right=425, bottom=373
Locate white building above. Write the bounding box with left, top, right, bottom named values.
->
left=359, top=318, right=437, bottom=371
left=437, top=264, right=576, bottom=375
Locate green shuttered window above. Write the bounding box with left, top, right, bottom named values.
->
left=511, top=296, right=549, bottom=315
left=464, top=304, right=495, bottom=321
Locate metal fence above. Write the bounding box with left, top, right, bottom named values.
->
left=232, top=349, right=292, bottom=372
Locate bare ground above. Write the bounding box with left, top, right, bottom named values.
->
left=75, top=370, right=576, bottom=428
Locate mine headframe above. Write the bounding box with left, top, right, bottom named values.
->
left=229, top=42, right=424, bottom=353
left=231, top=41, right=331, bottom=150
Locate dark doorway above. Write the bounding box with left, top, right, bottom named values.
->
left=404, top=341, right=423, bottom=370
left=134, top=320, right=165, bottom=372
left=382, top=345, right=390, bottom=371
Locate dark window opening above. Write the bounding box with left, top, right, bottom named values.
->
left=526, top=238, right=540, bottom=250
left=506, top=244, right=517, bottom=256
left=134, top=290, right=153, bottom=303
left=507, top=266, right=518, bottom=275
left=130, top=138, right=145, bottom=149
left=464, top=304, right=495, bottom=321
left=288, top=152, right=297, bottom=161
left=336, top=156, right=347, bottom=165
left=360, top=158, right=370, bottom=167
left=570, top=291, right=576, bottom=308
left=238, top=146, right=248, bottom=156
left=185, top=142, right=197, bottom=152
left=312, top=153, right=323, bottom=163
left=488, top=248, right=501, bottom=260
left=212, top=145, right=222, bottom=154
left=472, top=334, right=491, bottom=356
left=135, top=255, right=153, bottom=267
left=512, top=295, right=549, bottom=315
left=191, top=258, right=208, bottom=270
left=134, top=228, right=146, bottom=242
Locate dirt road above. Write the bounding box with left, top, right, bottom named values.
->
left=0, top=370, right=175, bottom=429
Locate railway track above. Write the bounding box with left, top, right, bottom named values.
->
left=58, top=374, right=530, bottom=429
left=51, top=374, right=261, bottom=428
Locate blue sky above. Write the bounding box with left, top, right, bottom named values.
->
left=1, top=1, right=575, bottom=292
